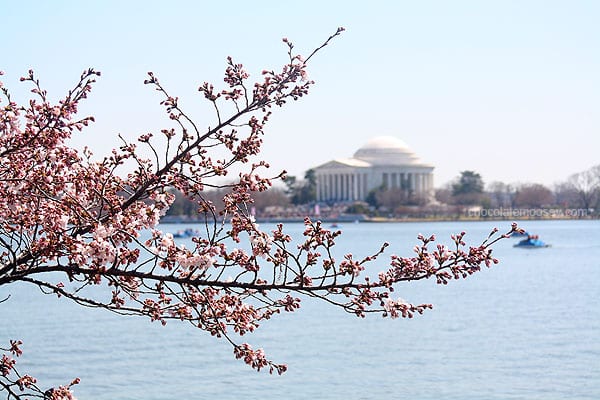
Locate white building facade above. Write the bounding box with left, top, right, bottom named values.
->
left=313, top=136, right=435, bottom=203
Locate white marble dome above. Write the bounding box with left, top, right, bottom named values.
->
left=353, top=136, right=422, bottom=166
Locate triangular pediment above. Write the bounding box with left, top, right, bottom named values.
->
left=313, top=158, right=371, bottom=170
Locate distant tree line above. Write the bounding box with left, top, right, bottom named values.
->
left=436, top=165, right=600, bottom=211
left=166, top=169, right=317, bottom=218
left=166, top=186, right=290, bottom=217
left=166, top=165, right=600, bottom=219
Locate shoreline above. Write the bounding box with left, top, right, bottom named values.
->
left=160, top=214, right=598, bottom=224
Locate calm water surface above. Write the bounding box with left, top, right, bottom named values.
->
left=2, top=220, right=599, bottom=399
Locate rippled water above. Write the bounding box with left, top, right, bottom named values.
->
left=2, top=220, right=599, bottom=399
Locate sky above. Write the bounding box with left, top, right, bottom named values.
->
left=2, top=1, right=599, bottom=188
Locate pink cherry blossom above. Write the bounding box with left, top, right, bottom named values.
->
left=0, top=27, right=516, bottom=397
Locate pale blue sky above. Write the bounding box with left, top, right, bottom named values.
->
left=2, top=1, right=599, bottom=187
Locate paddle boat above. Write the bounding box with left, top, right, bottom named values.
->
left=510, top=230, right=530, bottom=238
left=513, top=235, right=550, bottom=248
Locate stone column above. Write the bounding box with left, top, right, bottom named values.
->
left=316, top=174, right=321, bottom=202
left=428, top=173, right=434, bottom=197
left=331, top=173, right=335, bottom=201
left=331, top=174, right=335, bottom=201
left=346, top=174, right=351, bottom=201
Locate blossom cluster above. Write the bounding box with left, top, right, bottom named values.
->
left=1, top=340, right=79, bottom=399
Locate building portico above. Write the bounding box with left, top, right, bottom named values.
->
left=312, top=136, right=434, bottom=203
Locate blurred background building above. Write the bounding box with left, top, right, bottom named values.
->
left=312, top=136, right=435, bottom=203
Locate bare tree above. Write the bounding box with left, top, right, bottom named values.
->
left=486, top=181, right=515, bottom=208
left=513, top=184, right=554, bottom=208
left=553, top=182, right=580, bottom=208
left=565, top=165, right=600, bottom=211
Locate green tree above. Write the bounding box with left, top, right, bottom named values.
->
left=286, top=169, right=317, bottom=205
left=452, top=171, right=485, bottom=205
left=452, top=171, right=484, bottom=195
left=365, top=186, right=383, bottom=208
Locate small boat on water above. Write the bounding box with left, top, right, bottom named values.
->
left=513, top=235, right=550, bottom=249
left=510, top=230, right=530, bottom=238
left=172, top=228, right=201, bottom=238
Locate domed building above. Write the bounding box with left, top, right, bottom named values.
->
left=312, top=136, right=434, bottom=203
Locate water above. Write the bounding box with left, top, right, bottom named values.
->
left=2, top=220, right=599, bottom=399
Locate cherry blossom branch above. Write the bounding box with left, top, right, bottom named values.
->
left=1, top=340, right=80, bottom=400
left=0, top=28, right=519, bottom=396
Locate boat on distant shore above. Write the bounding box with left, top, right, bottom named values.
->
left=513, top=235, right=550, bottom=248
